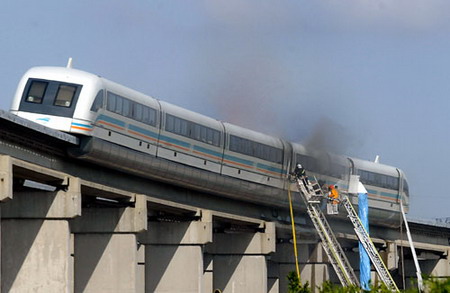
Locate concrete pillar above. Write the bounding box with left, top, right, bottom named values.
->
left=2, top=220, right=72, bottom=293
left=206, top=222, right=275, bottom=293
left=71, top=193, right=147, bottom=293
left=381, top=241, right=399, bottom=270
left=267, top=260, right=279, bottom=293
left=1, top=176, right=81, bottom=293
left=0, top=155, right=12, bottom=201
left=271, top=241, right=333, bottom=293
left=138, top=210, right=213, bottom=293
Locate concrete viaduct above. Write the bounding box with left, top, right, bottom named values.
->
left=0, top=111, right=449, bottom=292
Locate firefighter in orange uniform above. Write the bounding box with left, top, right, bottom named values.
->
left=327, top=185, right=340, bottom=214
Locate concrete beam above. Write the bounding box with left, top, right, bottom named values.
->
left=394, top=239, right=450, bottom=254
left=207, top=222, right=275, bottom=255
left=71, top=193, right=147, bottom=233
left=138, top=210, right=212, bottom=245
left=11, top=157, right=68, bottom=185
left=2, top=176, right=81, bottom=219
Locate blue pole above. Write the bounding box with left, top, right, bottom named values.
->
left=358, top=188, right=371, bottom=290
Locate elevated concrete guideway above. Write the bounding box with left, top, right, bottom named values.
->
left=0, top=110, right=449, bottom=292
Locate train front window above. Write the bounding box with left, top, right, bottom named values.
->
left=19, top=78, right=82, bottom=118
left=54, top=85, right=77, bottom=107
left=403, top=179, right=409, bottom=197
left=26, top=81, right=48, bottom=104
left=90, top=90, right=104, bottom=112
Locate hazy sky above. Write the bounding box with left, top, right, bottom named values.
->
left=1, top=1, right=449, bottom=219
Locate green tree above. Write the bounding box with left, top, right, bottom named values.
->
left=287, top=271, right=311, bottom=293
left=424, top=276, right=450, bottom=293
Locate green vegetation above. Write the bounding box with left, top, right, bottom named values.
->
left=287, top=272, right=450, bottom=292
left=287, top=272, right=311, bottom=293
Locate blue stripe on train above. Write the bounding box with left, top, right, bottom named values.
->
left=223, top=154, right=254, bottom=167
left=96, top=114, right=126, bottom=127
left=256, top=163, right=283, bottom=175
left=72, top=122, right=93, bottom=129
left=128, top=124, right=159, bottom=139
left=159, top=134, right=191, bottom=149
left=97, top=114, right=283, bottom=175
left=193, top=145, right=222, bottom=159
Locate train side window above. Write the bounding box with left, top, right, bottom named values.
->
left=122, top=98, right=132, bottom=118
left=229, top=135, right=240, bottom=153
left=115, top=96, right=123, bottom=114
left=200, top=125, right=207, bottom=143
left=173, top=116, right=182, bottom=134
left=230, top=135, right=281, bottom=163
left=296, top=154, right=319, bottom=173
left=213, top=131, right=220, bottom=146
left=54, top=84, right=77, bottom=107
left=148, top=107, right=157, bottom=126
left=144, top=107, right=152, bottom=124
left=134, top=103, right=143, bottom=121
left=206, top=128, right=214, bottom=145
left=107, top=92, right=116, bottom=112
left=180, top=119, right=188, bottom=136
left=166, top=114, right=175, bottom=132
left=193, top=124, right=201, bottom=140
left=26, top=81, right=48, bottom=104
left=358, top=169, right=399, bottom=189
left=165, top=114, right=220, bottom=146
left=90, top=90, right=104, bottom=112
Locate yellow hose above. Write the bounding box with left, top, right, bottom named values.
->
left=288, top=186, right=301, bottom=282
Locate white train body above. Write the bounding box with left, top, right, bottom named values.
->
left=10, top=66, right=410, bottom=226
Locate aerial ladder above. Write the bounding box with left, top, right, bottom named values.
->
left=292, top=176, right=359, bottom=287
left=292, top=174, right=399, bottom=292
left=340, top=195, right=399, bottom=292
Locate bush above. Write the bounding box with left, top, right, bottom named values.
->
left=287, top=271, right=450, bottom=292
left=287, top=271, right=311, bottom=293
left=423, top=276, right=450, bottom=293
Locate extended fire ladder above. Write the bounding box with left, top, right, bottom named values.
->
left=341, top=195, right=399, bottom=292
left=294, top=178, right=359, bottom=287
left=294, top=176, right=399, bottom=292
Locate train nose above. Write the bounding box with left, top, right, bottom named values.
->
left=16, top=112, right=73, bottom=132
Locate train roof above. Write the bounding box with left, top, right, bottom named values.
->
left=23, top=66, right=100, bottom=83
left=350, top=157, right=399, bottom=176
left=159, top=100, right=223, bottom=129
left=223, top=122, right=284, bottom=148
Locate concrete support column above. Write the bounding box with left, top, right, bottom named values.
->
left=138, top=210, right=213, bottom=293
left=382, top=241, right=399, bottom=270
left=271, top=241, right=332, bottom=292
left=1, top=176, right=81, bottom=293
left=206, top=222, right=276, bottom=293
left=71, top=193, right=147, bottom=293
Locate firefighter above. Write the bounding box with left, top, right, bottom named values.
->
left=328, top=185, right=340, bottom=214
left=293, top=163, right=309, bottom=186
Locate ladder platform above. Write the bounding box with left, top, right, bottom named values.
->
left=307, top=195, right=322, bottom=204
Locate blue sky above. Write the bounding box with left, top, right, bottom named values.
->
left=1, top=1, right=449, bottom=219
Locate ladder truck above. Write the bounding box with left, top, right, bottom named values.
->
left=292, top=173, right=399, bottom=292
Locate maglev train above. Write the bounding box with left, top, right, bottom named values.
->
left=10, top=66, right=410, bottom=227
